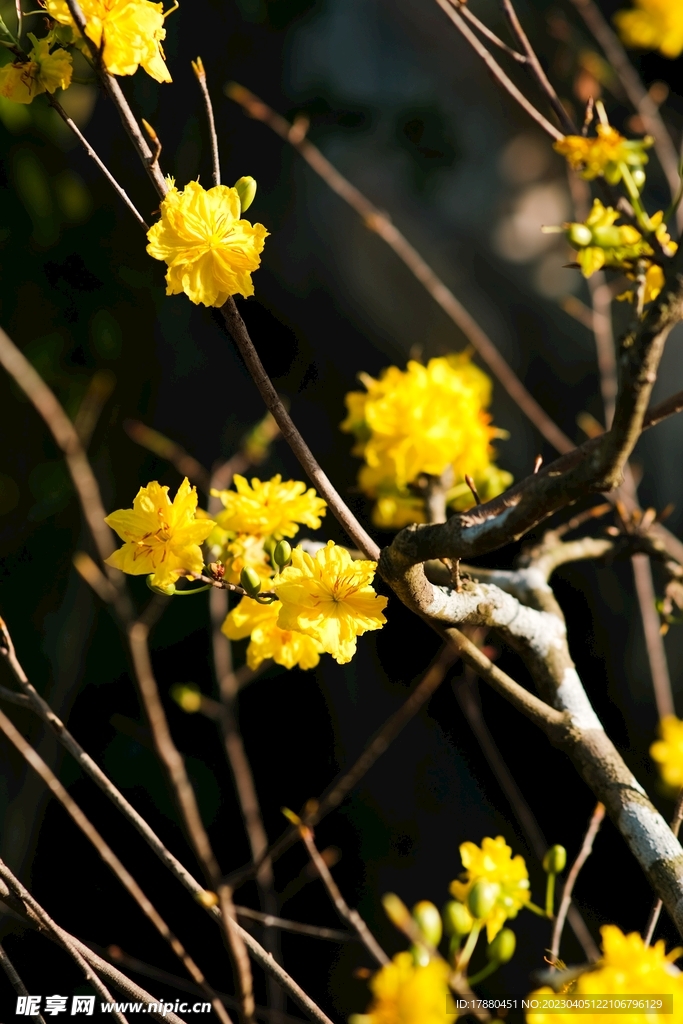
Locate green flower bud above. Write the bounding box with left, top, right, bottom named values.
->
left=443, top=900, right=474, bottom=937
left=566, top=223, right=593, bottom=248
left=412, top=901, right=442, bottom=947
left=146, top=575, right=176, bottom=596
left=410, top=943, right=431, bottom=967
left=543, top=844, right=567, bottom=874
left=632, top=168, right=646, bottom=190
left=486, top=927, right=516, bottom=964
left=273, top=539, right=292, bottom=570
left=467, top=880, right=500, bottom=921
left=234, top=176, right=257, bottom=214
left=263, top=537, right=277, bottom=561
left=170, top=684, right=202, bottom=713
left=240, top=566, right=262, bottom=597
left=591, top=225, right=625, bottom=248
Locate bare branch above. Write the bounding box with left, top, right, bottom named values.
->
left=235, top=907, right=355, bottom=943
left=192, top=57, right=221, bottom=186
left=632, top=553, right=674, bottom=719
left=550, top=803, right=605, bottom=966
left=0, top=943, right=47, bottom=1024
left=457, top=4, right=528, bottom=63
left=123, top=419, right=211, bottom=491
left=644, top=789, right=683, bottom=944
left=227, top=84, right=574, bottom=455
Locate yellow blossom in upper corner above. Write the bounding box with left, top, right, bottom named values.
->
left=104, top=478, right=215, bottom=589
left=615, top=0, right=683, bottom=59
left=213, top=474, right=326, bottom=540
left=450, top=836, right=530, bottom=942
left=341, top=354, right=512, bottom=527
left=554, top=124, right=652, bottom=184
left=564, top=199, right=652, bottom=278
left=0, top=34, right=72, bottom=104
left=146, top=181, right=268, bottom=306
left=272, top=541, right=387, bottom=665
left=223, top=595, right=322, bottom=671
left=526, top=925, right=683, bottom=1023
left=650, top=715, right=683, bottom=789
left=46, top=0, right=172, bottom=82
left=349, top=951, right=452, bottom=1024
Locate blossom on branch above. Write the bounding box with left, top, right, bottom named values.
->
left=212, top=474, right=326, bottom=539
left=554, top=124, right=652, bottom=184
left=450, top=836, right=530, bottom=941
left=272, top=541, right=387, bottom=665
left=46, top=0, right=173, bottom=82
left=341, top=354, right=511, bottom=528
left=650, top=715, right=683, bottom=789
left=615, top=0, right=683, bottom=59
left=526, top=926, right=683, bottom=1022
left=104, top=478, right=215, bottom=589
left=0, top=35, right=72, bottom=104
left=146, top=180, right=268, bottom=306
left=562, top=199, right=653, bottom=278
left=222, top=596, right=322, bottom=671
left=349, top=951, right=451, bottom=1024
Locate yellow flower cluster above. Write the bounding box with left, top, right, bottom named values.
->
left=341, top=354, right=511, bottom=529
left=224, top=541, right=387, bottom=667
left=527, top=926, right=683, bottom=1023
left=349, top=951, right=452, bottom=1024
left=554, top=125, right=652, bottom=184
left=450, top=836, right=530, bottom=941
left=615, top=0, right=683, bottom=59
left=104, top=478, right=215, bottom=589
left=146, top=181, right=268, bottom=306
left=564, top=199, right=654, bottom=278
left=0, top=35, right=72, bottom=105
left=46, top=0, right=173, bottom=83
left=650, top=715, right=683, bottom=789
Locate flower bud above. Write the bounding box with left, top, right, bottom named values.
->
left=591, top=225, right=625, bottom=248
left=170, top=684, right=202, bottom=713
left=234, top=176, right=257, bottom=214
left=566, top=223, right=593, bottom=248
left=486, top=927, right=516, bottom=964
left=543, top=844, right=567, bottom=874
left=382, top=892, right=411, bottom=931
left=467, top=880, right=500, bottom=921
left=442, top=900, right=474, bottom=937
left=195, top=889, right=219, bottom=908
left=632, top=168, right=646, bottom=190
left=240, top=566, right=262, bottom=597
left=410, top=944, right=431, bottom=967
left=146, top=575, right=176, bottom=596
left=412, top=901, right=442, bottom=947
left=273, top=539, right=292, bottom=569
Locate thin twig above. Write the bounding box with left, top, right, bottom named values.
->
left=0, top=943, right=46, bottom=1024
left=644, top=789, right=683, bottom=944
left=292, top=819, right=390, bottom=966
left=458, top=4, right=528, bottom=63
left=227, top=84, right=574, bottom=456
left=497, top=0, right=576, bottom=133
left=123, top=419, right=211, bottom=491
left=434, top=0, right=564, bottom=140
left=568, top=0, right=682, bottom=222
left=193, top=57, right=221, bottom=186
left=14, top=0, right=22, bottom=41
left=0, top=705, right=234, bottom=1024
left=550, top=802, right=605, bottom=966
left=235, top=907, right=355, bottom=942
left=0, top=860, right=128, bottom=1024
left=63, top=0, right=168, bottom=199
left=632, top=553, right=674, bottom=719
left=49, top=97, right=149, bottom=229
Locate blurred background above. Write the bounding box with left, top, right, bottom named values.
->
left=1, top=0, right=683, bottom=1017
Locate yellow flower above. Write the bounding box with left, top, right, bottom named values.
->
left=206, top=528, right=273, bottom=586
left=0, top=35, right=72, bottom=104
left=565, top=199, right=653, bottom=278
left=554, top=124, right=652, bottom=183
left=350, top=951, right=452, bottom=1024
left=146, top=180, right=268, bottom=306
left=213, top=474, right=326, bottom=540
left=450, top=836, right=530, bottom=941
left=650, top=715, right=683, bottom=789
left=341, top=354, right=511, bottom=527
left=223, top=596, right=322, bottom=671
left=104, top=478, right=215, bottom=589
left=526, top=926, right=683, bottom=1023
left=615, top=0, right=683, bottom=59
left=272, top=541, right=387, bottom=665
left=617, top=264, right=666, bottom=306
left=46, top=0, right=172, bottom=83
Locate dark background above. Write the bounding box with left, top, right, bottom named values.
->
left=1, top=0, right=683, bottom=1018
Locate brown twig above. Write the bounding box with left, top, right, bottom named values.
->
left=458, top=4, right=528, bottom=63
left=123, top=419, right=211, bottom=492
left=235, top=907, right=354, bottom=942
left=632, top=553, right=674, bottom=719
left=48, top=97, right=149, bottom=229
left=434, top=0, right=564, bottom=140
left=0, top=860, right=128, bottom=1024
left=192, top=57, right=221, bottom=187
left=0, top=705, right=234, bottom=1024
left=0, top=943, right=47, bottom=1024
left=227, top=84, right=574, bottom=456
left=290, top=816, right=389, bottom=967
left=568, top=0, right=682, bottom=222
left=549, top=802, right=605, bottom=966
left=74, top=369, right=117, bottom=448
left=497, top=0, right=576, bottom=133
left=644, top=788, right=683, bottom=944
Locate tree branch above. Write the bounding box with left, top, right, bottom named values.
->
left=549, top=802, right=605, bottom=966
